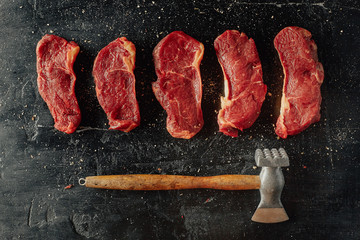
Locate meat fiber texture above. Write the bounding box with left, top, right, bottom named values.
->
left=274, top=27, right=324, bottom=138
left=152, top=31, right=204, bottom=139
left=214, top=30, right=267, bottom=137
left=93, top=37, right=140, bottom=132
left=36, top=34, right=81, bottom=134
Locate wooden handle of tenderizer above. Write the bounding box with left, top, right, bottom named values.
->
left=79, top=175, right=260, bottom=190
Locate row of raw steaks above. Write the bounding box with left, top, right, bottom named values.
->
left=36, top=27, right=324, bottom=139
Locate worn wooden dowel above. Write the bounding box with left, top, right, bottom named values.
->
left=80, top=174, right=260, bottom=191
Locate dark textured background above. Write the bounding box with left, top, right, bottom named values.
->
left=0, top=0, right=359, bottom=239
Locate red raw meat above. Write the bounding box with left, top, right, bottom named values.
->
left=214, top=30, right=267, bottom=137
left=152, top=31, right=204, bottom=139
left=36, top=34, right=81, bottom=134
left=93, top=37, right=140, bottom=132
left=274, top=27, right=324, bottom=138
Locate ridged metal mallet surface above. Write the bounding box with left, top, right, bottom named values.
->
left=255, top=148, right=289, bottom=167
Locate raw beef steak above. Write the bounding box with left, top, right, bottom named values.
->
left=214, top=30, right=267, bottom=137
left=36, top=34, right=81, bottom=134
left=93, top=37, right=140, bottom=132
left=274, top=27, right=324, bottom=138
left=152, top=31, right=204, bottom=139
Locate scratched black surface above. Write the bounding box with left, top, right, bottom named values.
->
left=0, top=0, right=359, bottom=239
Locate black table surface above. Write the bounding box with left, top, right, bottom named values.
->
left=1, top=0, right=359, bottom=239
